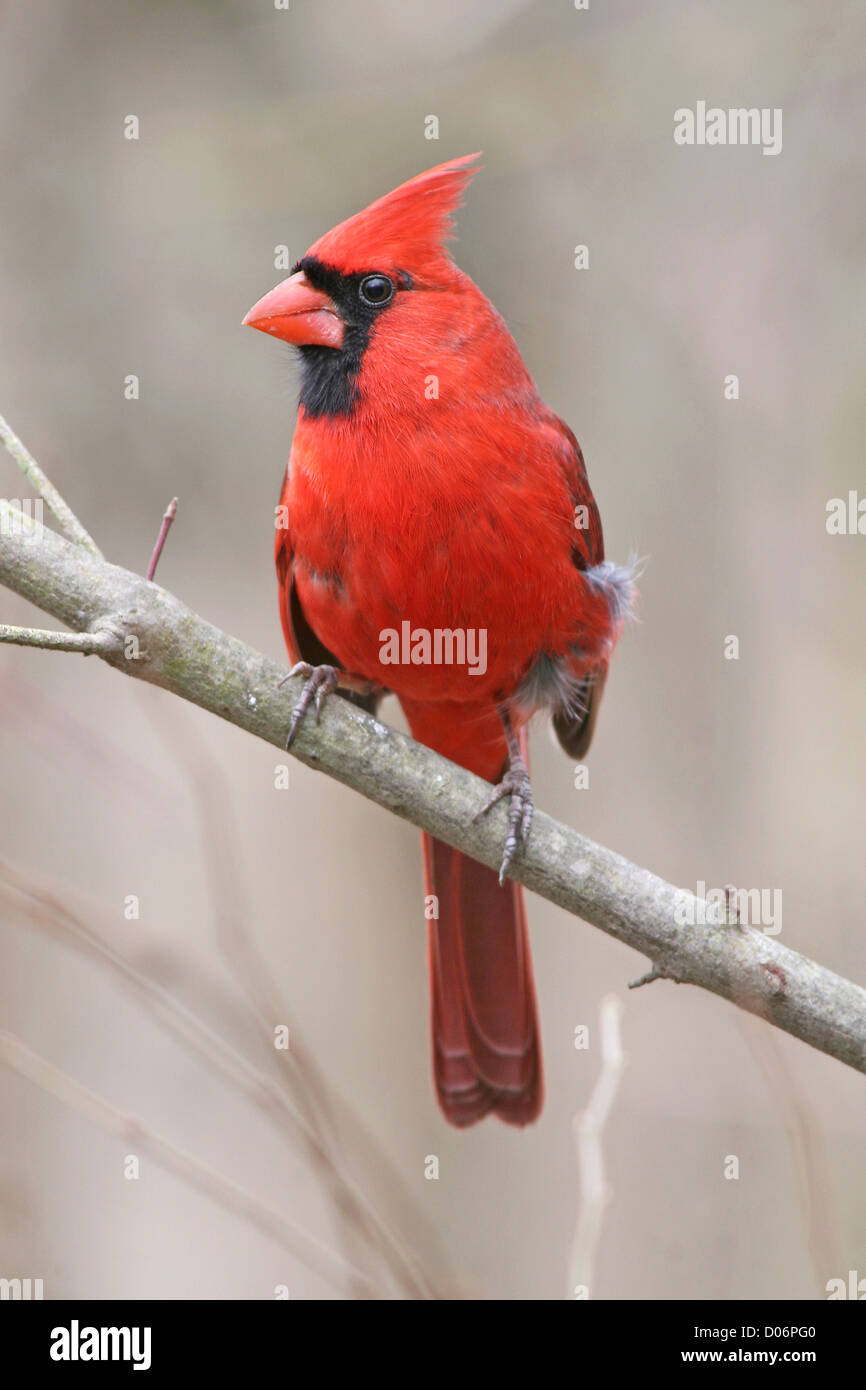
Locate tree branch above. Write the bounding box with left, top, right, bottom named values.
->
left=1, top=462, right=864, bottom=1079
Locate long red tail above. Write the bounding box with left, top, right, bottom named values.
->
left=423, top=833, right=543, bottom=1127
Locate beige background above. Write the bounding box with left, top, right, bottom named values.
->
left=1, top=0, right=864, bottom=1299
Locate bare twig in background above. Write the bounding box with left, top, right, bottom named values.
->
left=1, top=423, right=864, bottom=1077
left=737, top=1010, right=840, bottom=1296
left=146, top=497, right=178, bottom=580
left=0, top=410, right=101, bottom=556
left=718, top=887, right=840, bottom=1294
left=0, top=858, right=443, bottom=1300
left=0, top=1030, right=371, bottom=1297
left=135, top=693, right=442, bottom=1299
left=569, top=995, right=626, bottom=1298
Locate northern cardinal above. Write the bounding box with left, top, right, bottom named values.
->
left=244, top=154, right=633, bottom=1127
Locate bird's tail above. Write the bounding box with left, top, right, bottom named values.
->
left=422, top=830, right=543, bottom=1127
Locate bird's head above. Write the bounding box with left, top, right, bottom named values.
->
left=242, top=153, right=495, bottom=418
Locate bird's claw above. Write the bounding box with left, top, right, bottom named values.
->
left=473, top=755, right=534, bottom=885
left=282, top=662, right=339, bottom=749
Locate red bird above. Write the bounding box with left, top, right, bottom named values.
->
left=244, top=154, right=633, bottom=1127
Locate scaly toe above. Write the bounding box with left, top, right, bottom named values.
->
left=472, top=782, right=508, bottom=823
left=284, top=663, right=338, bottom=749
left=474, top=760, right=534, bottom=883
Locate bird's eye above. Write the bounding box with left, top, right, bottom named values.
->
left=359, top=274, right=395, bottom=307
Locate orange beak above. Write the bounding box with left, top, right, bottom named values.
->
left=242, top=270, right=344, bottom=348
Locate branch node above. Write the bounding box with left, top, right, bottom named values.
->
left=760, top=962, right=787, bottom=999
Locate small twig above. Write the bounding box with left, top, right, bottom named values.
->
left=0, top=412, right=102, bottom=556
left=724, top=883, right=748, bottom=929
left=0, top=623, right=119, bottom=654
left=628, top=964, right=666, bottom=989
left=147, top=497, right=178, bottom=581
left=569, top=995, right=626, bottom=1298
left=0, top=1029, right=370, bottom=1297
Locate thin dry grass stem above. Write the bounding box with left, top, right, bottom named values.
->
left=137, top=691, right=440, bottom=1299
left=0, top=856, right=440, bottom=1300
left=0, top=1029, right=370, bottom=1296
left=721, top=891, right=840, bottom=1291
left=736, top=1012, right=840, bottom=1292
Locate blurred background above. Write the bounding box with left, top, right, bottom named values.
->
left=1, top=0, right=864, bottom=1300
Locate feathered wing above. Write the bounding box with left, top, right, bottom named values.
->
left=275, top=478, right=381, bottom=715
left=549, top=417, right=609, bottom=760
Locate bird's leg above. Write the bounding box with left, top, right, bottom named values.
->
left=472, top=707, right=534, bottom=885
left=281, top=662, right=375, bottom=750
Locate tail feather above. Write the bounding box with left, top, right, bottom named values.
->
left=424, top=833, right=543, bottom=1127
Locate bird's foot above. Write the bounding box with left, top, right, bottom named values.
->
left=282, top=662, right=340, bottom=749
left=472, top=752, right=534, bottom=885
